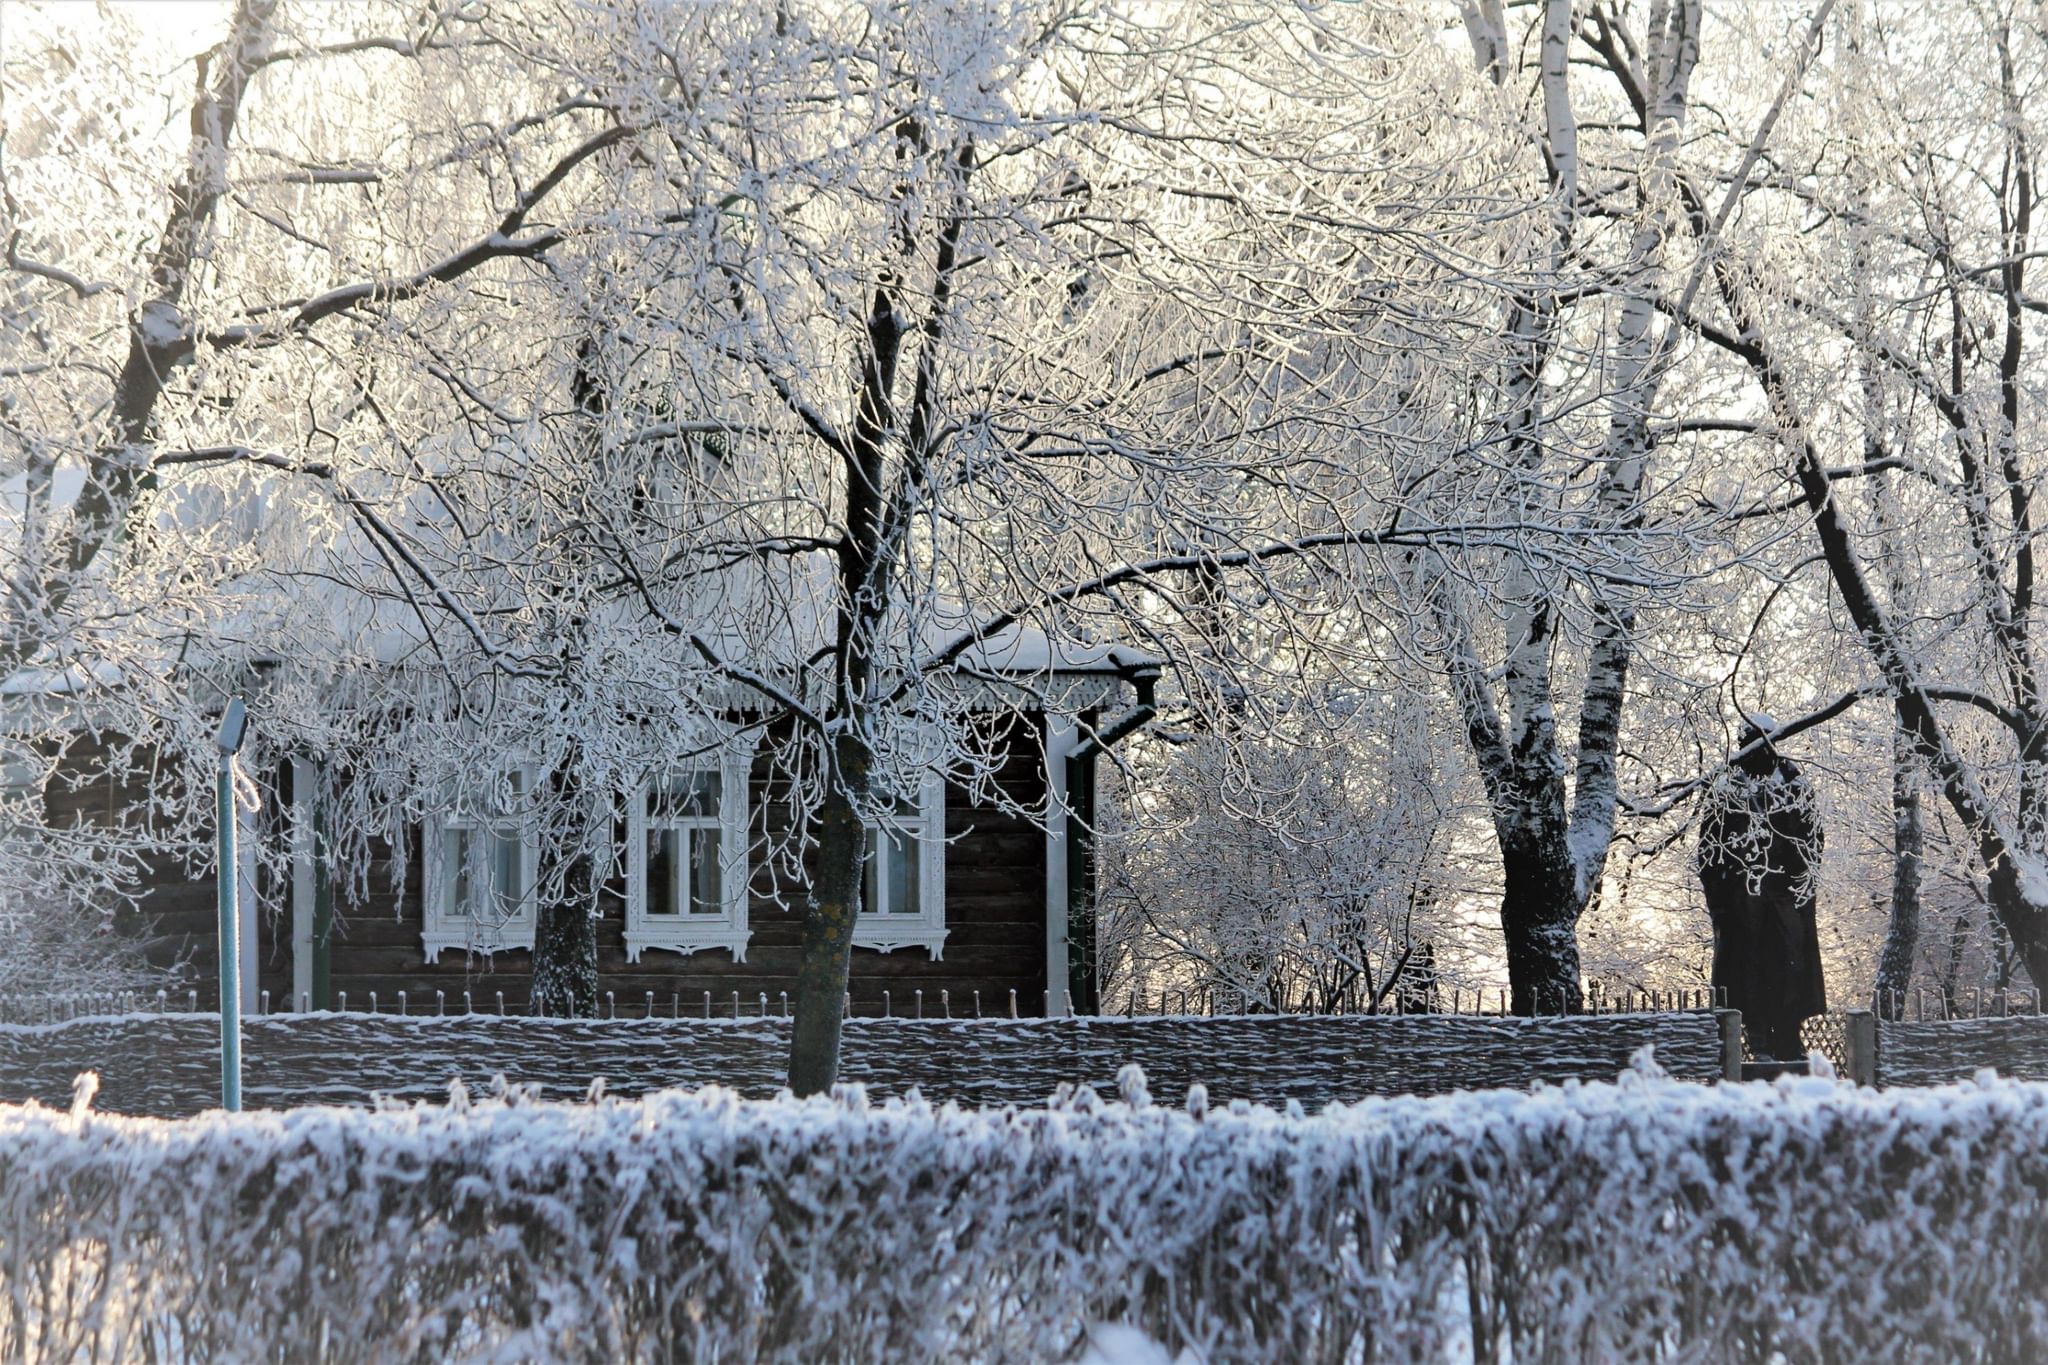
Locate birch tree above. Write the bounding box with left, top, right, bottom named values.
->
left=1405, top=0, right=1703, bottom=1012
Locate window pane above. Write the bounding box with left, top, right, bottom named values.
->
left=491, top=829, right=523, bottom=916
left=860, top=826, right=922, bottom=917
left=863, top=828, right=883, bottom=916
left=646, top=827, right=682, bottom=916
left=652, top=771, right=721, bottom=820
left=449, top=828, right=476, bottom=917
left=690, top=828, right=722, bottom=914
left=892, top=835, right=919, bottom=916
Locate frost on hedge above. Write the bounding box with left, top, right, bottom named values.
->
left=2, top=1070, right=2045, bottom=1364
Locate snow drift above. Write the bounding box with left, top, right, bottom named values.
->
left=1, top=1063, right=2042, bottom=1363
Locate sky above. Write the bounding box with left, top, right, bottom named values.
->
left=7, top=1, right=230, bottom=58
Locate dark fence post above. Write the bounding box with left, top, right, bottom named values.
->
left=1844, top=1008, right=1877, bottom=1086
left=1717, top=1009, right=1744, bottom=1081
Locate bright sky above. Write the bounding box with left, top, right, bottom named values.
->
left=8, top=1, right=230, bottom=57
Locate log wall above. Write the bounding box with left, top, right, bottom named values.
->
left=50, top=726, right=1054, bottom=1017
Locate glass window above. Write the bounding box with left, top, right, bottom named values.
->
left=646, top=772, right=724, bottom=917
left=863, top=827, right=922, bottom=916
left=450, top=771, right=529, bottom=920
left=625, top=747, right=753, bottom=961
left=424, top=767, right=536, bottom=959
left=852, top=778, right=944, bottom=955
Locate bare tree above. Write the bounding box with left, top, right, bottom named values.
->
left=1652, top=0, right=2048, bottom=992
left=0, top=0, right=630, bottom=930
left=1403, top=0, right=1703, bottom=1012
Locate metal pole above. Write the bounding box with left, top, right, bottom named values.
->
left=214, top=698, right=249, bottom=1112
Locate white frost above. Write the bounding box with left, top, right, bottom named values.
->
left=2, top=1067, right=2045, bottom=1361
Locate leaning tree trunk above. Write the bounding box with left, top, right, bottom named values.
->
left=5, top=0, right=277, bottom=674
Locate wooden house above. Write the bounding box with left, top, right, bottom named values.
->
left=39, top=639, right=1156, bottom=1021
left=8, top=458, right=1160, bottom=1020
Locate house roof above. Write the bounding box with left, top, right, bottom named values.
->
left=2, top=462, right=1162, bottom=707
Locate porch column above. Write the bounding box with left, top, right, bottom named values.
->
left=290, top=757, right=315, bottom=1008
left=1043, top=717, right=1075, bottom=1017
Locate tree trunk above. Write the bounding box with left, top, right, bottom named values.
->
left=788, top=733, right=871, bottom=1096
left=531, top=891, right=598, bottom=1018
left=1942, top=906, right=1973, bottom=1017
left=6, top=0, right=277, bottom=674
left=1874, top=715, right=1922, bottom=1019
left=1499, top=831, right=1584, bottom=1014
left=531, top=762, right=599, bottom=1017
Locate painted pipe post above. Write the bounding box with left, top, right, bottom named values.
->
left=1716, top=1008, right=1744, bottom=1082
left=1844, top=1008, right=1878, bottom=1087
left=214, top=697, right=249, bottom=1112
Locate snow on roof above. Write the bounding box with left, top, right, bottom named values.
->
left=3, top=461, right=1161, bottom=704
left=0, top=660, right=124, bottom=697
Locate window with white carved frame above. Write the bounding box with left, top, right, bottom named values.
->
left=423, top=766, right=538, bottom=960
left=625, top=740, right=753, bottom=961
left=854, top=771, right=947, bottom=957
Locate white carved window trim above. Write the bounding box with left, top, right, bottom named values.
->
left=854, top=770, right=948, bottom=957
left=423, top=765, right=538, bottom=961
left=624, top=738, right=755, bottom=962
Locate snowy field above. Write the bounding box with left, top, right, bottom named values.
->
left=0, top=1010, right=1726, bottom=1116
left=2, top=1063, right=2043, bottom=1363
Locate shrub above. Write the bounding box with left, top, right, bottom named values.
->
left=1, top=1064, right=2043, bottom=1363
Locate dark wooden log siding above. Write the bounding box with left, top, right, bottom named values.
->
left=37, top=731, right=227, bottom=990
left=69, top=720, right=1056, bottom=1016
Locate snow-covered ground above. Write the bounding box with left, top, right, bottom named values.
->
left=2, top=1059, right=2043, bottom=1362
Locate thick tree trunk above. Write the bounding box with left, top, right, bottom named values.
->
left=531, top=889, right=598, bottom=1017
left=531, top=762, right=598, bottom=1017
left=1499, top=831, right=1584, bottom=1014
left=788, top=734, right=871, bottom=1096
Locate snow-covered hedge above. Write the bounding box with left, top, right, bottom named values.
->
left=3, top=1065, right=2045, bottom=1363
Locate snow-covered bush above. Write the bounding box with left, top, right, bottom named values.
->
left=1097, top=717, right=1486, bottom=1015
left=3, top=1068, right=2045, bottom=1363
